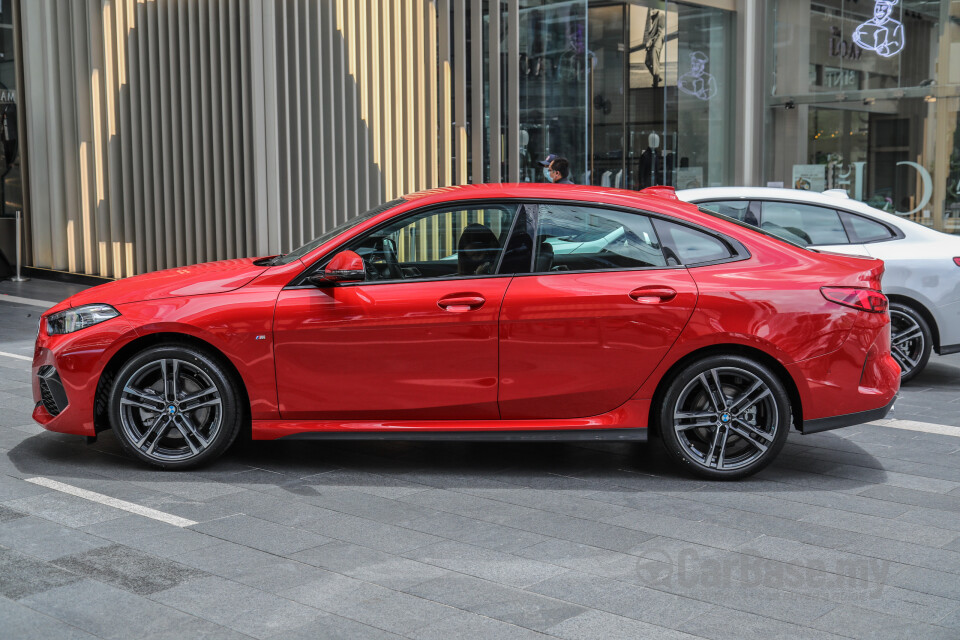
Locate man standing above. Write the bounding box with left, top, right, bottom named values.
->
left=539, top=154, right=574, bottom=184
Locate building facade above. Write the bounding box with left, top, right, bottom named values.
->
left=3, top=0, right=958, bottom=279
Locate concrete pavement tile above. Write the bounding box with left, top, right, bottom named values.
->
left=411, top=609, right=554, bottom=640
left=290, top=540, right=449, bottom=590
left=0, top=595, right=99, bottom=640
left=809, top=604, right=958, bottom=640
left=151, top=575, right=323, bottom=639
left=19, top=579, right=212, bottom=640
left=188, top=514, right=331, bottom=555
left=176, top=541, right=329, bottom=593
left=0, top=515, right=113, bottom=561
left=602, top=509, right=759, bottom=551
left=857, top=484, right=960, bottom=512
left=4, top=491, right=126, bottom=528
left=675, top=606, right=848, bottom=640
left=395, top=509, right=547, bottom=553
left=403, top=539, right=569, bottom=589
left=515, top=538, right=646, bottom=581
left=0, top=503, right=27, bottom=522
left=0, top=548, right=81, bottom=599
left=120, top=526, right=223, bottom=559
left=884, top=564, right=960, bottom=600
left=529, top=570, right=711, bottom=629
left=545, top=609, right=702, bottom=640
left=302, top=468, right=432, bottom=500
left=53, top=544, right=205, bottom=595
left=78, top=513, right=189, bottom=545
left=273, top=613, right=406, bottom=640
left=277, top=570, right=369, bottom=610
left=298, top=509, right=445, bottom=554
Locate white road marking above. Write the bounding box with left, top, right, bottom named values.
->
left=869, top=418, right=960, bottom=438
left=0, top=350, right=32, bottom=362
left=0, top=294, right=57, bottom=309
left=24, top=476, right=198, bottom=528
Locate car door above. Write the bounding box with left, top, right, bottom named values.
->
left=498, top=203, right=699, bottom=420
left=273, top=202, right=531, bottom=420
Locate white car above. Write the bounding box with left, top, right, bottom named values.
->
left=678, top=187, right=960, bottom=382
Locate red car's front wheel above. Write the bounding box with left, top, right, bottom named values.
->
left=659, top=355, right=791, bottom=480
left=108, top=345, right=242, bottom=469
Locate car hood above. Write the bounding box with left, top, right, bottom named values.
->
left=57, top=258, right=269, bottom=310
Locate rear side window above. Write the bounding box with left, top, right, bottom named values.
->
left=841, top=212, right=896, bottom=243
left=653, top=219, right=736, bottom=266
left=698, top=200, right=760, bottom=226
left=534, top=204, right=667, bottom=272
left=760, top=202, right=849, bottom=246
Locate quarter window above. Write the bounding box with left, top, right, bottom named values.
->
left=533, top=204, right=667, bottom=272
left=841, top=212, right=895, bottom=243
left=653, top=219, right=735, bottom=265
left=760, top=202, right=849, bottom=246
left=698, top=200, right=760, bottom=226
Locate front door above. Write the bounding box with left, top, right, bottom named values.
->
left=273, top=202, right=527, bottom=420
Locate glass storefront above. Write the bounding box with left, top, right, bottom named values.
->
left=479, top=0, right=736, bottom=191
left=766, top=0, right=960, bottom=234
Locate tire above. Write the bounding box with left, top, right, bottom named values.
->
left=658, top=355, right=791, bottom=480
left=108, top=344, right=242, bottom=469
left=889, top=302, right=932, bottom=384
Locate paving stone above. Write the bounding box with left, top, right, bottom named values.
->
left=53, top=544, right=205, bottom=595
left=0, top=515, right=113, bottom=561
left=0, top=595, right=99, bottom=640
left=0, top=503, right=27, bottom=523
left=675, top=605, right=849, bottom=640
left=188, top=513, right=331, bottom=556
left=411, top=609, right=554, bottom=640
left=403, top=540, right=569, bottom=589
left=810, top=604, right=959, bottom=640
left=4, top=490, right=126, bottom=528
left=290, top=540, right=449, bottom=590
left=276, top=612, right=406, bottom=639
left=176, top=540, right=332, bottom=593
left=0, top=548, right=81, bottom=599
left=151, top=575, right=323, bottom=639
left=546, top=609, right=702, bottom=640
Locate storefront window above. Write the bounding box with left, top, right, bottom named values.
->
left=766, top=0, right=960, bottom=234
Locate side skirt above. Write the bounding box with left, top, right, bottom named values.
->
left=276, top=428, right=649, bottom=442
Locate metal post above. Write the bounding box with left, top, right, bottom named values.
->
left=10, top=210, right=29, bottom=282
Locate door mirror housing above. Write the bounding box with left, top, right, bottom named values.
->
left=308, top=250, right=366, bottom=286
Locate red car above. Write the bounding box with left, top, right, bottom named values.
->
left=32, top=184, right=899, bottom=479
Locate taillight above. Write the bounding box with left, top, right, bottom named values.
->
left=821, top=287, right=888, bottom=313
left=954, top=257, right=960, bottom=267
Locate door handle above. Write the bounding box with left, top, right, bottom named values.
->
left=437, top=295, right=485, bottom=312
left=628, top=286, right=677, bottom=303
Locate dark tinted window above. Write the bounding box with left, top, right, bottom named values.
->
left=653, top=219, right=735, bottom=265
left=698, top=200, right=758, bottom=225
left=760, top=202, right=848, bottom=246
left=841, top=212, right=895, bottom=243
left=534, top=204, right=666, bottom=272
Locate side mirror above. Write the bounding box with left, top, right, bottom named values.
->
left=308, top=250, right=365, bottom=286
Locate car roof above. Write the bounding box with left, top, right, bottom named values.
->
left=676, top=186, right=943, bottom=239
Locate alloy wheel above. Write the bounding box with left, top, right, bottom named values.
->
left=672, top=366, right=779, bottom=472
left=889, top=308, right=925, bottom=378
left=117, top=358, right=223, bottom=462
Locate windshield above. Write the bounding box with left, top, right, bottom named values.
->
left=271, top=199, right=404, bottom=265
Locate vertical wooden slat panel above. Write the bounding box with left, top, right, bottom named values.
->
left=470, top=0, right=482, bottom=184
left=240, top=0, right=256, bottom=254
left=228, top=0, right=246, bottom=257
left=218, top=0, right=236, bottom=259
left=114, top=0, right=136, bottom=275
left=57, top=1, right=81, bottom=273
left=71, top=0, right=98, bottom=274
left=489, top=0, right=500, bottom=183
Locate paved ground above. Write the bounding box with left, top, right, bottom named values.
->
left=2, top=279, right=960, bottom=639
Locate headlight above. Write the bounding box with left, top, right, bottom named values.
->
left=46, top=304, right=120, bottom=335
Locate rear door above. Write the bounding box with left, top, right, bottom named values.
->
left=498, top=203, right=699, bottom=419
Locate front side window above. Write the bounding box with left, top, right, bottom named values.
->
left=345, top=204, right=520, bottom=281
left=534, top=204, right=667, bottom=272
left=760, top=202, right=849, bottom=247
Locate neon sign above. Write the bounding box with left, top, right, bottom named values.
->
left=852, top=0, right=905, bottom=58
left=678, top=52, right=718, bottom=101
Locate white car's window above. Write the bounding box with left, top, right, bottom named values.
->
left=760, top=202, right=849, bottom=246
left=534, top=204, right=667, bottom=272
left=699, top=200, right=756, bottom=225
left=841, top=212, right=896, bottom=243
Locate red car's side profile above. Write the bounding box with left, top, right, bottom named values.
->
left=32, top=184, right=899, bottom=478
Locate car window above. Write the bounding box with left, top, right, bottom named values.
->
left=840, top=212, right=896, bottom=243
left=652, top=219, right=735, bottom=265
left=533, top=204, right=667, bottom=272
left=345, top=204, right=519, bottom=281
left=760, top=202, right=849, bottom=246
left=698, top=200, right=759, bottom=226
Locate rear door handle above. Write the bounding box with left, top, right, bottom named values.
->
left=629, top=286, right=677, bottom=303
left=437, top=295, right=486, bottom=312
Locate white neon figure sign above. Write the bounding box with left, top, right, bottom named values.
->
left=853, top=0, right=905, bottom=58
left=678, top=52, right=718, bottom=101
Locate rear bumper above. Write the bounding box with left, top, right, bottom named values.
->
left=800, top=395, right=896, bottom=434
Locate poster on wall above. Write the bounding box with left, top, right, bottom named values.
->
left=676, top=167, right=704, bottom=189
left=792, top=165, right=826, bottom=192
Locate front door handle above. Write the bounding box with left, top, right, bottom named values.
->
left=438, top=294, right=486, bottom=312
left=629, top=286, right=677, bottom=303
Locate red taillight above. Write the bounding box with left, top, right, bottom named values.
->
left=821, top=287, right=888, bottom=313
left=954, top=257, right=960, bottom=267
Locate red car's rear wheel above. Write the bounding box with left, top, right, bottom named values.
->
left=659, top=355, right=791, bottom=479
